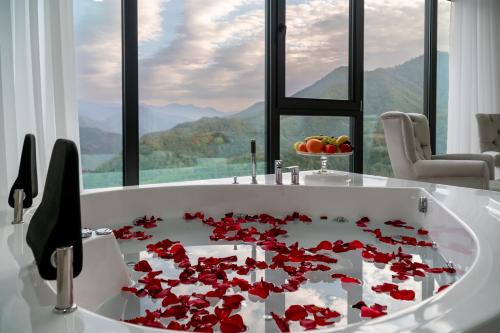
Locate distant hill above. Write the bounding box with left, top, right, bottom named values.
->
left=79, top=127, right=121, bottom=154
left=78, top=101, right=226, bottom=135
left=88, top=52, right=450, bottom=175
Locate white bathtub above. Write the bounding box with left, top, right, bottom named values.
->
left=2, top=173, right=500, bottom=333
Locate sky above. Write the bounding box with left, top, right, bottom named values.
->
left=74, top=0, right=451, bottom=113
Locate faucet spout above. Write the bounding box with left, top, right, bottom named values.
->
left=12, top=189, right=24, bottom=224
left=53, top=246, right=77, bottom=314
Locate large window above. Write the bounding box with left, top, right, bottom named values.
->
left=74, top=0, right=447, bottom=188
left=137, top=0, right=266, bottom=184
left=74, top=0, right=123, bottom=189
left=363, top=0, right=426, bottom=177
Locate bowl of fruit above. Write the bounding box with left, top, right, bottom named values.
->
left=294, top=135, right=353, bottom=174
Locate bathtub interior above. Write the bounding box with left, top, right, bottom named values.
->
left=66, top=185, right=477, bottom=331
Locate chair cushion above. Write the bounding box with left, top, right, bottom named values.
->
left=476, top=114, right=500, bottom=152
left=407, top=114, right=432, bottom=160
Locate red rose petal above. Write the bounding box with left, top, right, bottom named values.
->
left=352, top=301, right=367, bottom=310
left=222, top=295, right=245, bottom=310
left=220, top=314, right=246, bottom=333
left=300, top=318, right=317, bottom=330
left=418, top=228, right=429, bottom=235
left=390, top=289, right=415, bottom=301
left=331, top=273, right=361, bottom=285
left=372, top=283, right=398, bottom=293
left=437, top=284, right=451, bottom=293
left=249, top=281, right=269, bottom=299
left=356, top=217, right=370, bottom=227
left=348, top=240, right=364, bottom=249
left=161, top=305, right=188, bottom=320
left=360, top=306, right=387, bottom=318
left=271, top=312, right=290, bottom=333
left=133, top=260, right=152, bottom=272
left=284, top=305, right=308, bottom=321
left=341, top=276, right=361, bottom=284
left=121, top=286, right=137, bottom=293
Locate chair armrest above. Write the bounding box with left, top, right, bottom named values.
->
left=415, top=159, right=490, bottom=179
left=431, top=154, right=494, bottom=180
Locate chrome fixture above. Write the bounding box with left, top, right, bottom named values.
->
left=53, top=246, right=77, bottom=314
left=333, top=216, right=349, bottom=223
left=232, top=176, right=239, bottom=184
left=250, top=140, right=257, bottom=184
left=95, top=228, right=113, bottom=236
left=286, top=166, right=300, bottom=185
left=275, top=160, right=283, bottom=185
left=418, top=196, right=428, bottom=213
left=12, top=189, right=24, bottom=224
left=81, top=228, right=93, bottom=239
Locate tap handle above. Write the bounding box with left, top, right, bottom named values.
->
left=250, top=140, right=256, bottom=154
left=286, top=166, right=300, bottom=185
left=275, top=160, right=283, bottom=185
left=286, top=166, right=299, bottom=174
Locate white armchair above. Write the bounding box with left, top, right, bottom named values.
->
left=381, top=111, right=494, bottom=189
left=476, top=113, right=500, bottom=178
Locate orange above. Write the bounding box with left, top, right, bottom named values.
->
left=306, top=139, right=324, bottom=153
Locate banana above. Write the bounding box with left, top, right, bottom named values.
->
left=336, top=135, right=350, bottom=145
left=327, top=136, right=337, bottom=145
left=305, top=135, right=328, bottom=142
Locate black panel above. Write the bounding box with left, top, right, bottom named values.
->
left=8, top=134, right=38, bottom=208
left=122, top=0, right=139, bottom=186
left=26, top=139, right=83, bottom=280
left=424, top=0, right=438, bottom=154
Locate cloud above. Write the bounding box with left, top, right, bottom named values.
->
left=74, top=0, right=168, bottom=104
left=73, top=0, right=122, bottom=103
left=138, top=0, right=265, bottom=112
left=138, top=0, right=166, bottom=42
left=75, top=0, right=447, bottom=112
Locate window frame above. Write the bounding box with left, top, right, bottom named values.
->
left=116, top=0, right=439, bottom=186
left=267, top=0, right=364, bottom=174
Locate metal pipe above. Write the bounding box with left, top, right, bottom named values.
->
left=251, top=140, right=258, bottom=184
left=275, top=160, right=283, bottom=185
left=53, top=246, right=77, bottom=314
left=12, top=189, right=24, bottom=224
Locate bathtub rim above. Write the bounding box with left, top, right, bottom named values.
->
left=75, top=184, right=482, bottom=332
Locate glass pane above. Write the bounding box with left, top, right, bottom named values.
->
left=285, top=0, right=349, bottom=99
left=280, top=116, right=350, bottom=172
left=436, top=0, right=451, bottom=154
left=363, top=0, right=425, bottom=176
left=138, top=0, right=265, bottom=184
left=74, top=0, right=123, bottom=189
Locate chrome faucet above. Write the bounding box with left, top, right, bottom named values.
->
left=12, top=189, right=24, bottom=224
left=275, top=160, right=283, bottom=185
left=286, top=166, right=300, bottom=185
left=251, top=140, right=257, bottom=184
left=52, top=246, right=77, bottom=314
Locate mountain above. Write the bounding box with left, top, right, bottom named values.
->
left=90, top=53, right=450, bottom=176
left=78, top=101, right=226, bottom=135
left=79, top=127, right=121, bottom=154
